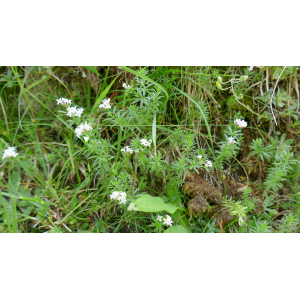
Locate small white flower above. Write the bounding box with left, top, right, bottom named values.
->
left=140, top=139, right=152, bottom=147
left=156, top=215, right=163, bottom=222
left=99, top=98, right=111, bottom=109
left=75, top=122, right=92, bottom=138
left=110, top=191, right=127, bottom=204
left=197, top=155, right=203, bottom=160
left=67, top=106, right=84, bottom=118
left=163, top=215, right=173, bottom=227
left=2, top=147, right=18, bottom=159
left=228, top=137, right=236, bottom=145
left=249, top=66, right=254, bottom=72
left=134, top=149, right=140, bottom=153
left=121, top=146, right=134, bottom=154
left=84, top=136, right=89, bottom=142
left=234, top=118, right=247, bottom=128
left=122, top=83, right=132, bottom=90
left=57, top=98, right=72, bottom=106
left=205, top=160, right=212, bottom=168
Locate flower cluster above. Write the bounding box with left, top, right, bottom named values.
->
left=67, top=106, right=84, bottom=118
left=121, top=146, right=140, bottom=154
left=205, top=160, right=212, bottom=168
left=110, top=191, right=127, bottom=204
left=228, top=137, right=236, bottom=145
left=99, top=98, right=111, bottom=109
left=163, top=215, right=173, bottom=227
left=122, top=83, right=132, bottom=90
left=75, top=122, right=92, bottom=138
left=57, top=98, right=72, bottom=106
left=2, top=147, right=18, bottom=159
left=234, top=119, right=247, bottom=128
left=140, top=139, right=152, bottom=147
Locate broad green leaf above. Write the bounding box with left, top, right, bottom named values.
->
left=167, top=181, right=189, bottom=227
left=164, top=225, right=191, bottom=233
left=8, top=171, right=21, bottom=191
left=128, top=194, right=179, bottom=214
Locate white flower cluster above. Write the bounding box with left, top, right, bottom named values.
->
left=234, top=119, right=247, bottom=128
left=140, top=139, right=152, bottom=147
left=75, top=122, right=92, bottom=138
left=122, top=83, right=132, bottom=90
left=228, top=137, right=236, bottom=145
left=67, top=106, right=84, bottom=118
left=205, top=160, right=212, bottom=168
left=2, top=147, right=18, bottom=159
left=163, top=215, right=173, bottom=227
left=197, top=155, right=203, bottom=160
left=110, top=191, right=127, bottom=204
left=99, top=98, right=111, bottom=109
left=121, top=146, right=140, bottom=154
left=57, top=98, right=72, bottom=106
left=156, top=214, right=173, bottom=226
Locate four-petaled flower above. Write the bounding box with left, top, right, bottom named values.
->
left=84, top=136, right=89, bottom=142
left=156, top=215, right=163, bottom=222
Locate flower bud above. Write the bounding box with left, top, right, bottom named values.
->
left=215, top=81, right=222, bottom=90
left=217, top=76, right=223, bottom=83
left=241, top=76, right=248, bottom=81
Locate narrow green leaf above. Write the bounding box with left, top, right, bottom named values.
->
left=91, top=74, right=119, bottom=113
left=120, top=66, right=169, bottom=100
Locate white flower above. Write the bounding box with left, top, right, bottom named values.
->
left=121, top=146, right=133, bottom=154
left=156, top=215, right=163, bottom=222
left=122, top=83, right=132, bottom=90
left=234, top=118, right=247, bottom=128
left=57, top=98, right=72, bottom=106
left=205, top=160, right=212, bottom=168
left=110, top=191, right=127, bottom=204
left=140, top=139, right=152, bottom=147
left=75, top=122, right=92, bottom=138
left=163, top=215, right=173, bottom=227
left=99, top=98, right=111, bottom=109
left=67, top=106, right=84, bottom=118
left=197, top=155, right=203, bottom=160
left=134, top=149, right=140, bottom=153
left=228, top=137, right=236, bottom=145
left=2, top=147, right=18, bottom=159
left=249, top=66, right=254, bottom=72
left=84, top=136, right=89, bottom=142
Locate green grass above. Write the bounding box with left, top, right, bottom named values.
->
left=0, top=66, right=299, bottom=233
